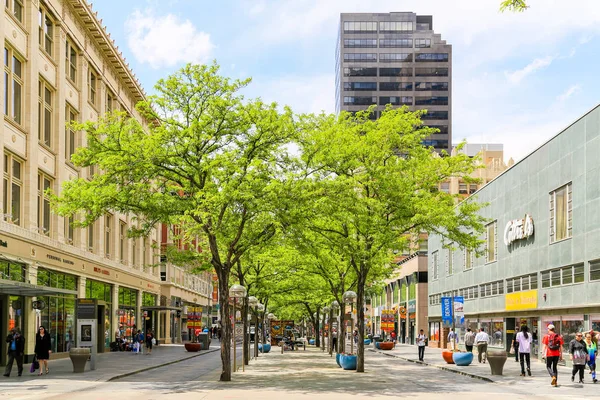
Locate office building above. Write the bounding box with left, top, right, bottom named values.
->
left=336, top=12, right=452, bottom=152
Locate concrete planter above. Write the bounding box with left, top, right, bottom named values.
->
left=442, top=350, right=455, bottom=364
left=184, top=343, right=202, bottom=352
left=452, top=351, right=474, bottom=366
left=69, top=348, right=90, bottom=373
left=379, top=342, right=394, bottom=350
left=336, top=353, right=342, bottom=368
left=258, top=343, right=271, bottom=353
left=340, top=354, right=357, bottom=370
left=487, top=350, right=507, bottom=375
left=364, top=339, right=372, bottom=345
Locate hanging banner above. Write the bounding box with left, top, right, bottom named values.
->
left=441, top=297, right=453, bottom=327
left=453, top=296, right=464, bottom=327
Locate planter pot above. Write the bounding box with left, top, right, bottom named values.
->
left=364, top=339, right=372, bottom=345
left=379, top=342, right=394, bottom=351
left=452, top=351, right=474, bottom=366
left=184, top=343, right=202, bottom=352
left=340, top=354, right=357, bottom=370
left=487, top=350, right=507, bottom=375
left=375, top=342, right=381, bottom=349
left=69, top=348, right=90, bottom=373
left=309, top=339, right=315, bottom=345
left=442, top=350, right=455, bottom=364
left=258, top=343, right=271, bottom=353
left=336, top=353, right=342, bottom=368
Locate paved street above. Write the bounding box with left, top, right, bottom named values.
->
left=1, top=343, right=598, bottom=399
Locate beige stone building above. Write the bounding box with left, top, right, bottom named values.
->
left=0, top=0, right=211, bottom=365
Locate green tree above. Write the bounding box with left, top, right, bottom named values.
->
left=52, top=63, right=295, bottom=381
left=296, top=107, right=487, bottom=372
left=500, top=0, right=528, bottom=12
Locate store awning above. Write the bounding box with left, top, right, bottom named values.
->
left=0, top=279, right=77, bottom=296
left=141, top=305, right=182, bottom=311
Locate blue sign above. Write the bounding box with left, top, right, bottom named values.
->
left=441, top=297, right=453, bottom=327
left=453, top=296, right=464, bottom=326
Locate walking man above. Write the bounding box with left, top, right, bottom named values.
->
left=542, top=324, right=563, bottom=386
left=448, top=328, right=458, bottom=351
left=475, top=328, right=490, bottom=363
left=331, top=329, right=338, bottom=353
left=4, top=328, right=24, bottom=377
left=464, top=328, right=475, bottom=353
left=417, top=329, right=427, bottom=361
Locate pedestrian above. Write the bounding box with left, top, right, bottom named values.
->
left=447, top=328, right=458, bottom=351
left=516, top=325, right=532, bottom=377
left=474, top=328, right=490, bottom=363
left=464, top=328, right=475, bottom=353
left=137, top=330, right=144, bottom=354
left=585, top=332, right=597, bottom=383
left=353, top=329, right=358, bottom=344
left=218, top=327, right=222, bottom=342
left=569, top=332, right=588, bottom=384
left=391, top=330, right=396, bottom=343
left=34, top=326, right=51, bottom=376
left=541, top=324, right=564, bottom=386
left=4, top=328, right=24, bottom=377
left=511, top=328, right=520, bottom=363
left=145, top=330, right=154, bottom=355
left=416, top=329, right=427, bottom=361
left=332, top=329, right=338, bottom=352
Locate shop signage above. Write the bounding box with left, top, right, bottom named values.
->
left=46, top=253, right=75, bottom=265
left=76, top=299, right=96, bottom=319
left=505, top=290, right=538, bottom=311
left=441, top=297, right=452, bottom=327
left=186, top=306, right=203, bottom=329
left=407, top=300, right=416, bottom=314
left=454, top=296, right=464, bottom=326
left=93, top=266, right=110, bottom=276
left=504, top=214, right=534, bottom=246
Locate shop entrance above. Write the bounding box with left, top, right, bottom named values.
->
left=409, top=320, right=415, bottom=345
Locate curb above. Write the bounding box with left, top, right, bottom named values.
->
left=107, top=347, right=221, bottom=381
left=368, top=348, right=494, bottom=383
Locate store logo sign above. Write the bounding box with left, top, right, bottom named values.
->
left=504, top=214, right=534, bottom=246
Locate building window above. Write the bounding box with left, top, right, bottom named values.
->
left=343, top=21, right=377, bottom=33
left=420, top=111, right=449, bottom=120
left=119, top=221, right=127, bottom=264
left=432, top=250, right=439, bottom=280
left=415, top=68, right=448, bottom=77
left=440, top=182, right=449, bottom=193
left=459, top=183, right=468, bottom=194
left=379, top=39, right=412, bottom=48
left=486, top=221, right=497, bottom=263
left=379, top=96, right=412, bottom=106
left=132, top=236, right=137, bottom=267
left=65, top=215, right=74, bottom=245
left=343, top=96, right=376, bottom=106
left=105, top=214, right=112, bottom=258
left=550, top=183, right=572, bottom=243
left=415, top=38, right=431, bottom=48
left=590, top=260, right=600, bottom=281
left=479, top=280, right=504, bottom=298
left=87, top=221, right=95, bottom=253
left=37, top=172, right=53, bottom=236
left=379, top=53, right=412, bottom=62
left=343, top=82, right=377, bottom=91
left=142, top=238, right=147, bottom=268
left=541, top=264, right=584, bottom=288
left=4, top=47, right=23, bottom=124
left=379, top=82, right=412, bottom=91
left=65, top=105, right=78, bottom=162
left=464, top=248, right=473, bottom=270
left=106, top=89, right=116, bottom=113
left=38, top=79, right=54, bottom=147
left=379, top=21, right=413, bottom=32
left=415, top=82, right=449, bottom=91
left=3, top=153, right=22, bottom=225
left=344, top=53, right=377, bottom=62
left=415, top=96, right=449, bottom=106
left=343, top=39, right=377, bottom=48
left=39, top=7, right=55, bottom=57
left=447, top=247, right=453, bottom=275
left=6, top=0, right=23, bottom=22
left=469, top=184, right=477, bottom=194
left=506, top=273, right=538, bottom=293
left=89, top=68, right=98, bottom=106
left=65, top=39, right=78, bottom=84
left=415, top=53, right=448, bottom=62
left=343, top=67, right=377, bottom=77
left=379, top=68, right=412, bottom=77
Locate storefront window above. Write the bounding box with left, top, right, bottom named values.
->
left=119, top=286, right=138, bottom=340
left=491, top=319, right=504, bottom=347
left=429, top=321, right=440, bottom=341
left=0, top=260, right=25, bottom=282
left=38, top=294, right=75, bottom=353
left=85, top=279, right=112, bottom=347
left=591, top=314, right=600, bottom=333
left=8, top=296, right=23, bottom=332
left=561, top=315, right=584, bottom=353
left=142, top=292, right=157, bottom=307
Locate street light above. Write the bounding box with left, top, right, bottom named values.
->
left=322, top=306, right=330, bottom=352
left=267, top=312, right=275, bottom=347
left=229, top=284, right=246, bottom=373
left=343, top=291, right=357, bottom=354
left=331, top=300, right=340, bottom=355
left=256, top=303, right=264, bottom=356
left=247, top=296, right=258, bottom=360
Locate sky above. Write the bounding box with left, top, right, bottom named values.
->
left=91, top=0, right=600, bottom=162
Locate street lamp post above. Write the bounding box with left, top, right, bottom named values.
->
left=267, top=312, right=275, bottom=347
left=247, top=296, right=258, bottom=361
left=343, top=291, right=357, bottom=354
left=322, top=306, right=330, bottom=352
left=331, top=300, right=339, bottom=355
left=256, top=303, right=264, bottom=357
left=229, top=284, right=247, bottom=373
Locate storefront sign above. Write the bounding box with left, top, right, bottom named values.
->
left=408, top=300, right=416, bottom=314
left=76, top=299, right=96, bottom=319
left=505, top=290, right=538, bottom=311
left=46, top=253, right=75, bottom=265
left=441, top=297, right=452, bottom=327
left=454, top=296, right=464, bottom=326
left=93, top=266, right=110, bottom=276
left=504, top=214, right=534, bottom=246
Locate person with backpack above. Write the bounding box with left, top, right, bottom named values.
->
left=516, top=325, right=532, bottom=377
left=569, top=332, right=588, bottom=384
left=585, top=332, right=597, bottom=383
left=416, top=329, right=427, bottom=361
left=542, top=324, right=564, bottom=386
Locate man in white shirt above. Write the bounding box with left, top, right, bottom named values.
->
left=417, top=329, right=427, bottom=361
left=474, top=328, right=490, bottom=363
left=448, top=328, right=459, bottom=351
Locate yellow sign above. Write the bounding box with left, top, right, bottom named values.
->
left=505, top=290, right=538, bottom=311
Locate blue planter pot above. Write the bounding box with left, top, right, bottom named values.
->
left=452, top=352, right=474, bottom=366
left=364, top=339, right=371, bottom=345
left=309, top=339, right=315, bottom=345
left=375, top=341, right=381, bottom=349
left=336, top=353, right=342, bottom=368
left=258, top=343, right=271, bottom=353
left=340, top=354, right=357, bottom=370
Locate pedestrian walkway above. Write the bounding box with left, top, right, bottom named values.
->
left=1, top=344, right=220, bottom=383
left=370, top=343, right=584, bottom=386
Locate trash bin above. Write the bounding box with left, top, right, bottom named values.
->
left=198, top=333, right=211, bottom=350
left=69, top=348, right=90, bottom=373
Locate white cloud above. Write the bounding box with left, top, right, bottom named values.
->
left=125, top=10, right=214, bottom=69
left=556, top=84, right=582, bottom=103
left=504, top=56, right=554, bottom=84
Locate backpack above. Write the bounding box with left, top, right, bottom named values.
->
left=548, top=333, right=561, bottom=350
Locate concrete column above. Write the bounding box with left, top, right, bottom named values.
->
left=112, top=283, right=119, bottom=340
left=25, top=263, right=38, bottom=357
left=165, top=311, right=172, bottom=344
left=78, top=276, right=87, bottom=299
left=136, top=290, right=142, bottom=329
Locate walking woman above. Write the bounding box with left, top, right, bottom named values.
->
left=585, top=332, right=598, bottom=383
left=515, top=325, right=532, bottom=376
left=34, top=326, right=52, bottom=376
left=569, top=332, right=588, bottom=384
left=145, top=329, right=154, bottom=355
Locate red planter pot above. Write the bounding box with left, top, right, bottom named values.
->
left=379, top=342, right=394, bottom=350
left=185, top=343, right=202, bottom=352
left=442, top=350, right=455, bottom=364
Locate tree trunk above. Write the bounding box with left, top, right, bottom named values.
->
left=356, top=271, right=366, bottom=373
left=328, top=308, right=333, bottom=355
left=321, top=313, right=326, bottom=351
left=218, top=269, right=232, bottom=381
left=243, top=299, right=249, bottom=366
left=315, top=308, right=320, bottom=348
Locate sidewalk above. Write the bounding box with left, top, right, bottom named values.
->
left=1, top=344, right=220, bottom=383
left=369, top=343, right=577, bottom=385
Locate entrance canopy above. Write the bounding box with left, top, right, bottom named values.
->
left=0, top=278, right=77, bottom=297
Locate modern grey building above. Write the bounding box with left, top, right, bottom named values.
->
left=427, top=104, right=600, bottom=362
left=335, top=12, right=452, bottom=152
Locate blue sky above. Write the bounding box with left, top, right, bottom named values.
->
left=92, top=0, right=600, bottom=161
